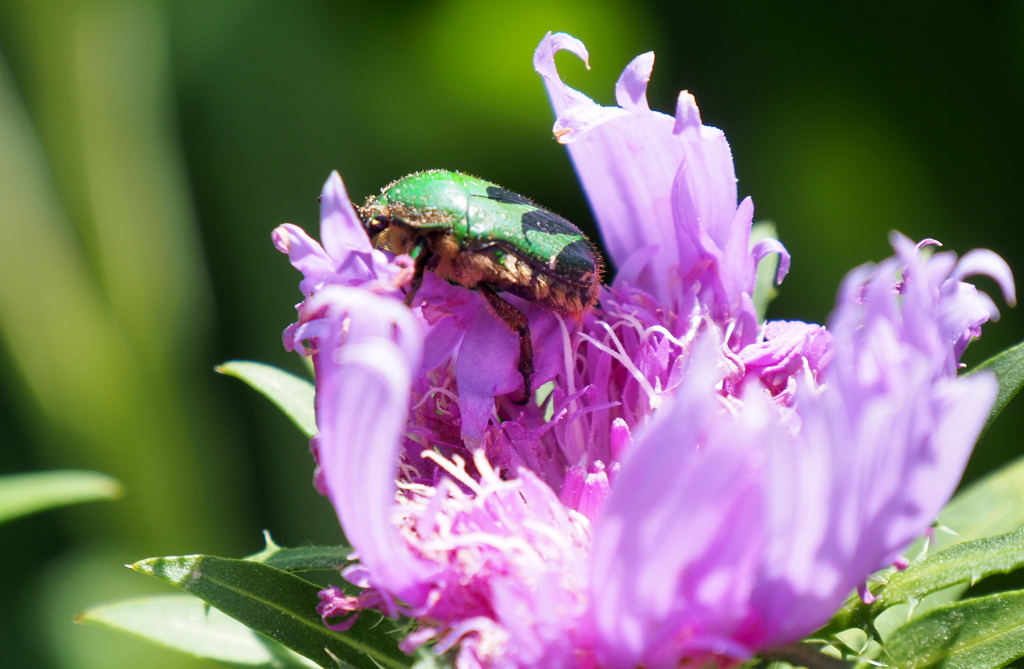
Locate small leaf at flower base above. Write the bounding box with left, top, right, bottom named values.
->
left=131, top=555, right=412, bottom=669
left=217, top=361, right=317, bottom=437
left=884, top=590, right=1024, bottom=669
left=0, top=470, right=121, bottom=524
left=968, top=339, right=1024, bottom=436
left=78, top=594, right=317, bottom=667
left=247, top=531, right=352, bottom=572
left=751, top=221, right=781, bottom=323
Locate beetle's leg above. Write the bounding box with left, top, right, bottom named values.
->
left=479, top=284, right=534, bottom=405
left=404, top=238, right=432, bottom=307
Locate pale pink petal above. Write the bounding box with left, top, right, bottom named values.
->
left=319, top=170, right=372, bottom=259
left=532, top=32, right=591, bottom=115
left=304, top=287, right=431, bottom=603
left=272, top=223, right=336, bottom=295
left=614, top=52, right=654, bottom=113
left=752, top=238, right=792, bottom=284
left=952, top=248, right=1016, bottom=306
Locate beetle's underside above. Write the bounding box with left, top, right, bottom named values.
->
left=379, top=222, right=599, bottom=317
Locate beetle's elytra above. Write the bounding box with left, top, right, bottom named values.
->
left=359, top=170, right=603, bottom=402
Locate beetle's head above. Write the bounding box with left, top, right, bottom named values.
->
left=356, top=202, right=395, bottom=252
left=356, top=200, right=389, bottom=237
left=365, top=214, right=390, bottom=239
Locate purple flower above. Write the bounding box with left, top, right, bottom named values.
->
left=276, top=33, right=1015, bottom=669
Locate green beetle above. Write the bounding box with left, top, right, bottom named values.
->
left=359, top=170, right=602, bottom=402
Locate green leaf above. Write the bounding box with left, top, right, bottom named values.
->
left=78, top=594, right=316, bottom=668
left=968, top=339, right=1024, bottom=436
left=939, top=454, right=1024, bottom=551
left=819, top=455, right=1024, bottom=636
left=217, top=361, right=316, bottom=437
left=0, top=470, right=121, bottom=524
left=132, top=554, right=412, bottom=669
left=760, top=643, right=854, bottom=669
left=751, top=221, right=782, bottom=323
left=876, top=527, right=1024, bottom=615
left=247, top=531, right=351, bottom=573
left=884, top=590, right=1024, bottom=669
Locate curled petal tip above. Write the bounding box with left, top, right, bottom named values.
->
left=752, top=238, right=792, bottom=284
left=535, top=32, right=590, bottom=75
left=272, top=225, right=291, bottom=253
left=615, top=51, right=654, bottom=112
left=777, top=255, right=792, bottom=284
left=550, top=32, right=590, bottom=68
left=954, top=248, right=1017, bottom=307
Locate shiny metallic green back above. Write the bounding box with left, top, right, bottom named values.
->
left=365, top=170, right=598, bottom=287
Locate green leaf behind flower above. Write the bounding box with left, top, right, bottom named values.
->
left=751, top=221, right=782, bottom=323
left=247, top=531, right=352, bottom=573
left=821, top=529, right=1024, bottom=636
left=217, top=361, right=317, bottom=437
left=884, top=590, right=1024, bottom=669
left=819, top=455, right=1024, bottom=637
left=967, top=339, right=1024, bottom=437
left=0, top=470, right=121, bottom=524
left=78, top=594, right=316, bottom=668
left=876, top=527, right=1024, bottom=622
left=938, top=453, right=1024, bottom=551
left=132, top=554, right=411, bottom=669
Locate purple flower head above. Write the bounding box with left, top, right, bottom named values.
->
left=277, top=33, right=1014, bottom=669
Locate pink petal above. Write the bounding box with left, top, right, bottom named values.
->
left=591, top=337, right=763, bottom=665
left=614, top=52, right=654, bottom=113
left=306, top=287, right=431, bottom=603
left=535, top=33, right=740, bottom=312
left=952, top=248, right=1016, bottom=306
left=319, top=171, right=372, bottom=259
left=752, top=237, right=792, bottom=284
left=272, top=223, right=336, bottom=294
left=532, top=32, right=592, bottom=116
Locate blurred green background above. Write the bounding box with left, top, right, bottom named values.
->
left=0, top=1, right=1021, bottom=667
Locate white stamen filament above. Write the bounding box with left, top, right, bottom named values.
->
left=555, top=315, right=591, bottom=455
left=579, top=321, right=663, bottom=410
left=556, top=315, right=577, bottom=401
left=420, top=451, right=483, bottom=494
left=643, top=324, right=691, bottom=349
left=411, top=385, right=460, bottom=412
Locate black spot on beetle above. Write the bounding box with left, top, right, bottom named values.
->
left=520, top=209, right=579, bottom=236
left=554, top=238, right=599, bottom=283
left=485, top=185, right=533, bottom=206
